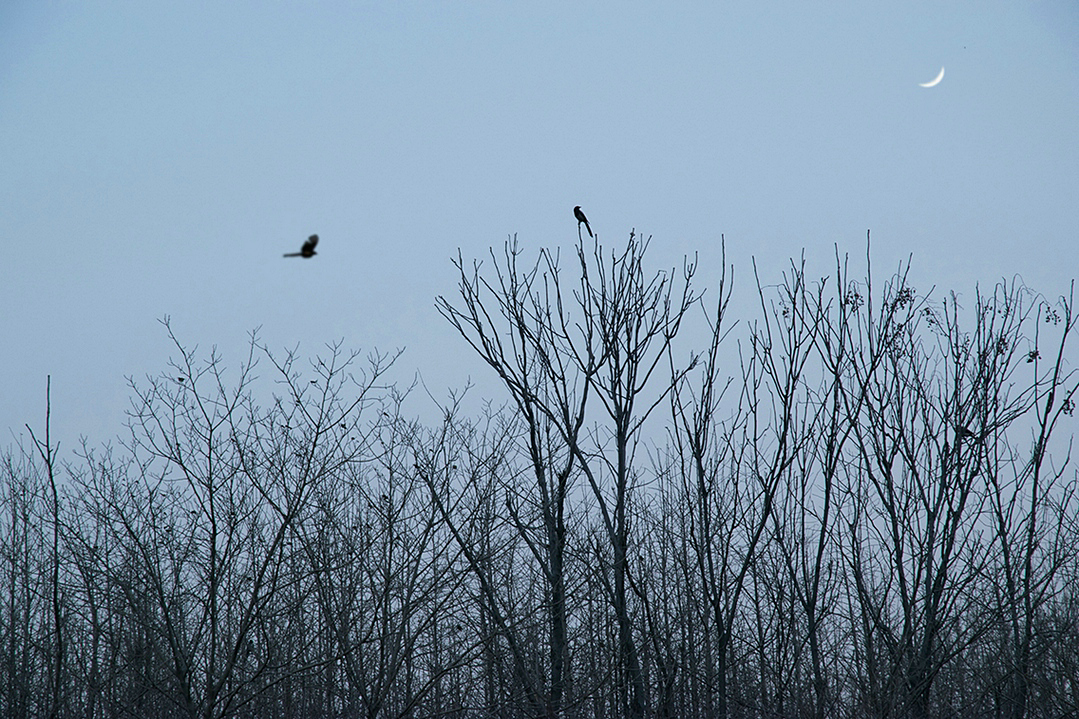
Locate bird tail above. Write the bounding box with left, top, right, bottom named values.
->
left=283, top=252, right=301, bottom=257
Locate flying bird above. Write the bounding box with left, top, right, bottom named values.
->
left=574, top=206, right=593, bottom=237
left=284, top=234, right=319, bottom=258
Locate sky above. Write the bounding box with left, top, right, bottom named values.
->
left=3, top=1, right=1079, bottom=448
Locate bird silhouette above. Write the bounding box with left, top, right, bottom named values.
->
left=574, top=206, right=593, bottom=237
left=284, top=234, right=319, bottom=258
left=954, top=424, right=987, bottom=443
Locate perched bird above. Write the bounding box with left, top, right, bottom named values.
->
left=574, top=206, right=593, bottom=237
left=955, top=425, right=976, bottom=441
left=284, top=234, right=319, bottom=258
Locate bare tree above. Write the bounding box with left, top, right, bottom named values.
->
left=23, top=378, right=65, bottom=719
left=981, top=283, right=1079, bottom=719
left=69, top=323, right=397, bottom=719
left=663, top=249, right=820, bottom=719
left=835, top=274, right=1079, bottom=719
left=439, top=232, right=698, bottom=718
left=416, top=391, right=552, bottom=717
left=437, top=238, right=589, bottom=718
left=768, top=249, right=904, bottom=719
left=1, top=445, right=49, bottom=719
left=298, top=381, right=472, bottom=719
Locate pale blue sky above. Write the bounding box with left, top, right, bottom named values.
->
left=3, top=1, right=1078, bottom=444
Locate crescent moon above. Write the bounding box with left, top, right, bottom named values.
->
left=919, top=67, right=945, bottom=88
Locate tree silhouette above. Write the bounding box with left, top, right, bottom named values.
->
left=3, top=238, right=1079, bottom=719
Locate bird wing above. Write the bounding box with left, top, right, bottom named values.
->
left=303, top=234, right=319, bottom=252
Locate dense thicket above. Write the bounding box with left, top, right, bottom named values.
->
left=4, top=236, right=1078, bottom=719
